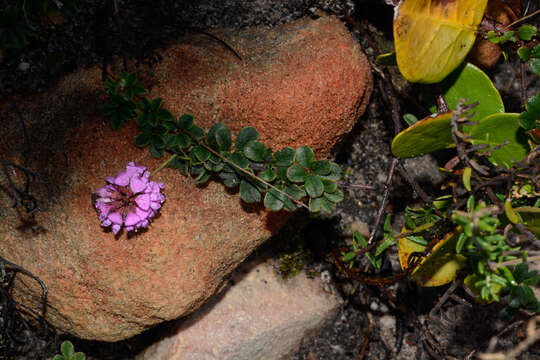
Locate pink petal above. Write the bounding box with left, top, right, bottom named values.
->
left=135, top=193, right=151, bottom=211
left=130, top=176, right=148, bottom=193
left=102, top=219, right=112, bottom=227
left=114, top=172, right=130, bottom=186
left=108, top=212, right=123, bottom=225
left=150, top=201, right=162, bottom=210
left=135, top=206, right=152, bottom=220
left=124, top=212, right=141, bottom=226
left=112, top=224, right=121, bottom=234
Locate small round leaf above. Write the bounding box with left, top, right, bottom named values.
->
left=295, top=146, right=315, bottom=168
left=305, top=175, right=324, bottom=198
left=235, top=127, right=259, bottom=150
left=244, top=141, right=266, bottom=162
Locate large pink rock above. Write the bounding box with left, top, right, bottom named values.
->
left=0, top=15, right=371, bottom=341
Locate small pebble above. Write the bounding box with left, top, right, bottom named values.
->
left=18, top=62, right=30, bottom=71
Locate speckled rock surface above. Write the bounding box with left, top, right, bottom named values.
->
left=136, top=257, right=341, bottom=360
left=0, top=15, right=371, bottom=341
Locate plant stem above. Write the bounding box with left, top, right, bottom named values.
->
left=180, top=129, right=311, bottom=211
left=151, top=154, right=178, bottom=177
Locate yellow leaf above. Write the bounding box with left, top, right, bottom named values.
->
left=399, top=230, right=466, bottom=287
left=393, top=0, right=488, bottom=83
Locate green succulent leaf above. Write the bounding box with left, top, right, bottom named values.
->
left=305, top=175, right=324, bottom=198
left=61, top=341, right=74, bottom=358
left=235, top=127, right=259, bottom=150
left=286, top=164, right=307, bottom=183
left=244, top=141, right=266, bottom=162
left=274, top=147, right=295, bottom=167
left=240, top=180, right=261, bottom=203
left=295, top=146, right=315, bottom=168
left=74, top=353, right=86, bottom=360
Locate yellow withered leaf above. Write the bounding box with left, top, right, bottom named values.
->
left=393, top=0, right=488, bottom=83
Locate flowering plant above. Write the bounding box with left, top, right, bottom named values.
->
left=92, top=162, right=165, bottom=234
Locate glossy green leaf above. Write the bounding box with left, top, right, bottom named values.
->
left=240, top=180, right=261, bottom=203
left=322, top=178, right=337, bottom=193
left=518, top=46, right=531, bottom=62
left=216, top=127, right=232, bottom=151
left=286, top=165, right=307, bottom=183
left=61, top=341, right=74, bottom=358
left=469, top=113, right=528, bottom=168
left=207, top=124, right=227, bottom=148
left=518, top=24, right=537, bottom=41
left=274, top=147, right=295, bottom=167
left=244, top=141, right=266, bottom=162
left=157, top=108, right=174, bottom=121
left=259, top=166, right=277, bottom=182
left=285, top=183, right=307, bottom=200
left=305, top=175, right=324, bottom=198
left=295, top=146, right=315, bottom=168
left=426, top=63, right=504, bottom=124
left=391, top=112, right=454, bottom=158
left=235, top=127, right=259, bottom=150
left=519, top=92, right=540, bottom=130
left=322, top=163, right=341, bottom=181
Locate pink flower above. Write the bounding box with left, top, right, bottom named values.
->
left=93, top=162, right=165, bottom=234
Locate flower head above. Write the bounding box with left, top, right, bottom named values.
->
left=93, top=162, right=165, bottom=234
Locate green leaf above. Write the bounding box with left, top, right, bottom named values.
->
left=375, top=52, right=397, bottom=66
left=305, top=175, right=324, bottom=198
left=149, top=143, right=163, bottom=158
left=174, top=133, right=191, bottom=148
left=286, top=165, right=307, bottom=183
left=244, top=141, right=266, bottom=162
left=206, top=124, right=227, bottom=148
left=342, top=252, right=357, bottom=262
left=322, top=163, right=341, bottom=181
left=392, top=112, right=455, bottom=158
left=264, top=188, right=286, bottom=211
left=295, top=146, right=315, bottom=168
left=219, top=167, right=240, bottom=188
left=403, top=113, right=418, bottom=126
left=193, top=146, right=211, bottom=162
left=520, top=92, right=540, bottom=130
left=426, top=63, right=504, bottom=124
left=139, top=97, right=151, bottom=110
left=274, top=147, right=295, bottom=167
left=61, top=341, right=74, bottom=358
left=487, top=30, right=500, bottom=44
left=309, top=197, right=334, bottom=213
left=151, top=135, right=165, bottom=150
left=188, top=126, right=205, bottom=140
left=195, top=170, right=210, bottom=184
left=530, top=58, right=540, bottom=76
left=469, top=113, right=528, bottom=168
left=157, top=108, right=174, bottom=121
left=53, top=356, right=63, bottom=360
left=216, top=127, right=232, bottom=151
left=235, top=127, right=259, bottom=150
left=534, top=44, right=540, bottom=58
left=178, top=114, right=194, bottom=129
left=240, top=180, right=261, bottom=203
left=375, top=236, right=394, bottom=257
left=518, top=24, right=537, bottom=41
left=517, top=46, right=531, bottom=62
left=231, top=152, right=250, bottom=169
left=134, top=132, right=151, bottom=147
left=500, top=30, right=517, bottom=43
left=74, top=353, right=86, bottom=360
left=151, top=98, right=163, bottom=111
left=324, top=189, right=344, bottom=203
left=259, top=166, right=277, bottom=182
left=322, top=178, right=337, bottom=193
left=310, top=160, right=331, bottom=176
left=462, top=167, right=472, bottom=191
left=515, top=207, right=540, bottom=238
left=285, top=183, right=307, bottom=201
